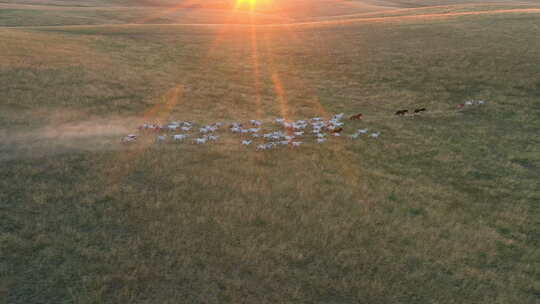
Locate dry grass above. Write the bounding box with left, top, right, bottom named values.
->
left=1, top=1, right=540, bottom=303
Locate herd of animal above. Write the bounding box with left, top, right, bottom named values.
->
left=121, top=113, right=381, bottom=149
left=121, top=101, right=486, bottom=149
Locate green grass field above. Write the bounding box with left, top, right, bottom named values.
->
left=1, top=0, right=540, bottom=303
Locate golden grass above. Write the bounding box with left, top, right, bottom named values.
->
left=0, top=29, right=110, bottom=68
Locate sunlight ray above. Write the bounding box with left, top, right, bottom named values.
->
left=270, top=72, right=290, bottom=122
left=263, top=25, right=330, bottom=118
left=249, top=22, right=264, bottom=119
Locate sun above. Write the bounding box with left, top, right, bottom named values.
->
left=235, top=0, right=272, bottom=11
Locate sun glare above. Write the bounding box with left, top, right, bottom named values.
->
left=235, top=0, right=273, bottom=11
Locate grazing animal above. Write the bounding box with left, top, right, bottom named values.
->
left=414, top=108, right=426, bottom=114
left=258, top=143, right=275, bottom=150
left=465, top=101, right=473, bottom=106
left=350, top=113, right=363, bottom=120
left=156, top=135, right=166, bottom=142
left=330, top=120, right=344, bottom=127
left=294, top=131, right=304, bottom=136
left=477, top=100, right=485, bottom=105
left=241, top=140, right=252, bottom=145
left=142, top=124, right=161, bottom=132
left=457, top=103, right=465, bottom=109
left=295, top=121, right=307, bottom=129
left=395, top=110, right=408, bottom=116
left=195, top=138, right=207, bottom=144
left=291, top=141, right=302, bottom=147
left=173, top=134, right=188, bottom=141
left=370, top=132, right=381, bottom=138
left=357, top=128, right=368, bottom=134
left=122, top=134, right=137, bottom=143
left=331, top=128, right=343, bottom=133
left=317, top=138, right=327, bottom=143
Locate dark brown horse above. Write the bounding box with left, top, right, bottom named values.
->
left=349, top=113, right=363, bottom=120
left=395, top=110, right=408, bottom=116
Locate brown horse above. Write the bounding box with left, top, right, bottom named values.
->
left=349, top=113, right=363, bottom=120
left=395, top=110, right=409, bottom=116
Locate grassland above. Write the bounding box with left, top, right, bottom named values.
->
left=1, top=1, right=540, bottom=303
